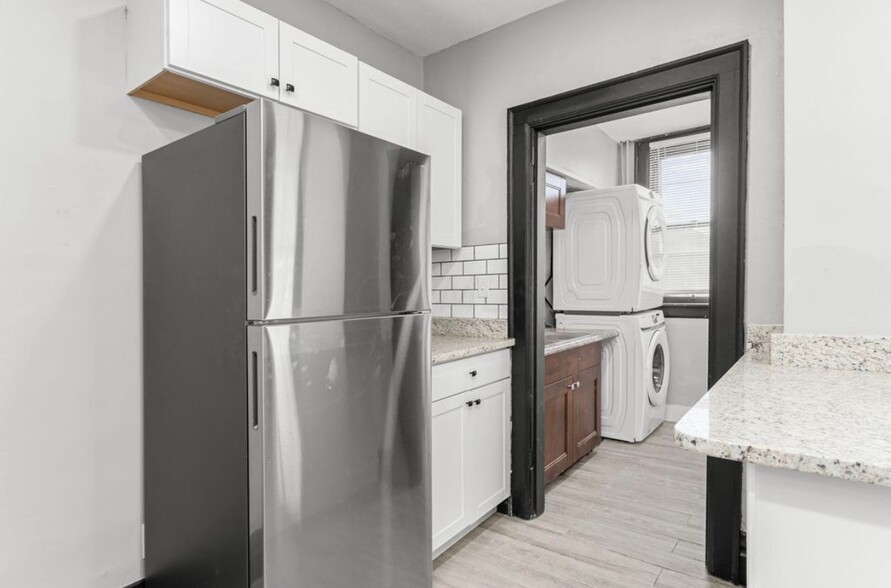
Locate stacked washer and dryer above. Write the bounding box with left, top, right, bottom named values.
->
left=554, top=184, right=670, bottom=442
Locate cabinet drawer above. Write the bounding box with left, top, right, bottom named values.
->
left=433, top=349, right=511, bottom=402
left=545, top=348, right=578, bottom=385
left=578, top=342, right=602, bottom=371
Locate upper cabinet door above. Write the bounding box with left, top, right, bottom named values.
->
left=419, top=92, right=462, bottom=249
left=278, top=23, right=358, bottom=127
left=358, top=63, right=419, bottom=149
left=168, top=0, right=280, bottom=100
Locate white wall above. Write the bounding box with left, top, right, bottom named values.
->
left=546, top=125, right=619, bottom=189
left=664, top=318, right=709, bottom=414
left=424, top=0, right=785, bottom=324
left=784, top=0, right=891, bottom=336
left=0, top=2, right=421, bottom=587
left=245, top=0, right=423, bottom=86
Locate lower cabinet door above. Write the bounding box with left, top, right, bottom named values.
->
left=431, top=393, right=469, bottom=552
left=466, top=380, right=511, bottom=515
left=572, top=366, right=600, bottom=461
left=544, top=375, right=574, bottom=485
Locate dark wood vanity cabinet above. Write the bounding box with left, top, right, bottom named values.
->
left=545, top=171, right=567, bottom=229
left=544, top=342, right=601, bottom=485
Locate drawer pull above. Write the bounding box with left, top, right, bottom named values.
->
left=469, top=370, right=478, bottom=377
left=466, top=400, right=474, bottom=407
left=474, top=399, right=481, bottom=406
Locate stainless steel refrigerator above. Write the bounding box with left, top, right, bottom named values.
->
left=142, top=99, right=431, bottom=588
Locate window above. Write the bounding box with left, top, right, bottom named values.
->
left=646, top=132, right=710, bottom=302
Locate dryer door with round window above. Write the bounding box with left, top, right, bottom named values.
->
left=644, top=206, right=668, bottom=282
left=646, top=328, right=670, bottom=406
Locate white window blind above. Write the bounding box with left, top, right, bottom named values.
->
left=647, top=133, right=710, bottom=298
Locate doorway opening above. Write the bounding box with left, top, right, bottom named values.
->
left=505, top=42, right=748, bottom=584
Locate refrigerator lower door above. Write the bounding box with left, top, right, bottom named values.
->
left=248, top=313, right=431, bottom=588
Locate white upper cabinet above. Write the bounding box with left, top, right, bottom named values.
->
left=419, top=92, right=463, bottom=249
left=167, top=0, right=279, bottom=100
left=278, top=23, right=358, bottom=127
left=358, top=63, right=419, bottom=149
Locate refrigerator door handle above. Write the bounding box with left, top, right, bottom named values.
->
left=249, top=216, right=258, bottom=295
left=250, top=351, right=260, bottom=430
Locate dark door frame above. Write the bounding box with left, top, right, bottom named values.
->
left=505, top=42, right=749, bottom=584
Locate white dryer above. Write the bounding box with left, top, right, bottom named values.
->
left=556, top=310, right=669, bottom=442
left=553, top=184, right=667, bottom=313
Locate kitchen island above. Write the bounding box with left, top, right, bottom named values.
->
left=675, top=352, right=891, bottom=587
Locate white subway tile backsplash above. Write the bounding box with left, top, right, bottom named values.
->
left=452, top=247, right=474, bottom=261
left=441, top=261, right=464, bottom=276
left=474, top=244, right=499, bottom=259
left=462, top=290, right=482, bottom=304
left=441, top=290, right=462, bottom=304
left=488, top=289, right=508, bottom=304
left=476, top=275, right=499, bottom=290
left=452, top=304, right=474, bottom=318
left=463, top=260, right=488, bottom=275
left=474, top=305, right=499, bottom=319
left=452, top=276, right=475, bottom=289
left=430, top=242, right=509, bottom=319
left=487, top=259, right=507, bottom=274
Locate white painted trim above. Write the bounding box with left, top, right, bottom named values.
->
left=664, top=404, right=691, bottom=423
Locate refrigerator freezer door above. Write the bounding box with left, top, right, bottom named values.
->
left=246, top=100, right=431, bottom=322
left=248, top=313, right=432, bottom=588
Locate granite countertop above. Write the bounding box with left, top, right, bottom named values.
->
left=544, top=328, right=618, bottom=356
left=431, top=317, right=515, bottom=365
left=674, top=354, right=891, bottom=486
left=432, top=335, right=515, bottom=365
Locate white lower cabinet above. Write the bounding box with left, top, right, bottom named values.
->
left=432, top=351, right=511, bottom=556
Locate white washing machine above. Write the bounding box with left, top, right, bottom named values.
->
left=553, top=184, right=667, bottom=313
left=556, top=310, right=669, bottom=442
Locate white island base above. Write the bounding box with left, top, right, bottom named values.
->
left=747, top=464, right=891, bottom=587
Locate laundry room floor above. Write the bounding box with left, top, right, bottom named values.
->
left=433, top=424, right=733, bottom=587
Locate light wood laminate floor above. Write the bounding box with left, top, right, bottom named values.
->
left=433, top=424, right=733, bottom=587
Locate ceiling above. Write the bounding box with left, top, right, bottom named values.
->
left=322, top=0, right=569, bottom=56
left=596, top=96, right=712, bottom=142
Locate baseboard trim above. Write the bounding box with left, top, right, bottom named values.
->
left=123, top=580, right=144, bottom=588
left=665, top=404, right=691, bottom=423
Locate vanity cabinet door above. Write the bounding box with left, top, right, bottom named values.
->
left=545, top=171, right=567, bottom=229
left=358, top=63, right=419, bottom=148
left=419, top=92, right=462, bottom=249
left=572, top=365, right=600, bottom=461
left=466, top=380, right=510, bottom=515
left=168, top=0, right=280, bottom=99
left=432, top=393, right=469, bottom=553
left=278, top=22, right=358, bottom=126
left=544, top=374, right=574, bottom=485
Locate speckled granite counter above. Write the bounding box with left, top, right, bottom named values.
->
left=544, top=328, right=618, bottom=356
left=432, top=335, right=515, bottom=365
left=675, top=354, right=891, bottom=486
left=431, top=317, right=514, bottom=365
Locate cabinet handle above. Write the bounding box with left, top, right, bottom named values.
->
left=575, top=381, right=581, bottom=389
left=469, top=370, right=478, bottom=377
left=285, top=83, right=295, bottom=93
left=466, top=401, right=474, bottom=407
left=566, top=382, right=574, bottom=390
left=475, top=399, right=481, bottom=406
left=270, top=77, right=280, bottom=87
